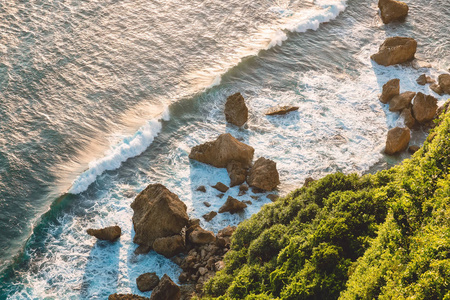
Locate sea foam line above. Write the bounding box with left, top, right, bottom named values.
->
left=68, top=108, right=170, bottom=194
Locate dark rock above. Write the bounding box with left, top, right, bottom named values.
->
left=153, top=235, right=185, bottom=258
left=189, top=133, right=254, bottom=168
left=408, top=145, right=420, bottom=154
left=136, top=272, right=160, bottom=292
left=238, top=190, right=246, bottom=196
left=416, top=74, right=434, bottom=85
left=109, top=294, right=149, bottom=300
left=188, top=218, right=200, bottom=228
left=385, top=127, right=410, bottom=155
left=134, top=245, right=151, bottom=255
left=267, top=194, right=279, bottom=202
left=180, top=284, right=196, bottom=300
left=150, top=274, right=181, bottom=300
left=430, top=83, right=444, bottom=96
left=212, top=182, right=229, bottom=193
left=216, top=193, right=225, bottom=199
left=412, top=92, right=438, bottom=123
left=131, top=184, right=189, bottom=251
left=389, top=92, right=415, bottom=112
left=239, top=184, right=249, bottom=192
left=400, top=108, right=416, bottom=129
left=178, top=272, right=189, bottom=283
left=196, top=186, right=206, bottom=193
left=247, top=157, right=280, bottom=191
left=189, top=227, right=216, bottom=244
left=371, top=37, right=417, bottom=66
left=224, top=92, right=248, bottom=127
left=380, top=79, right=400, bottom=104
left=203, top=201, right=211, bottom=207
left=203, top=211, right=217, bottom=222
left=226, top=161, right=247, bottom=187
left=218, top=196, right=247, bottom=214
left=378, top=0, right=409, bottom=24
left=86, top=226, right=121, bottom=242
left=438, top=74, right=450, bottom=94
left=265, top=105, right=299, bottom=116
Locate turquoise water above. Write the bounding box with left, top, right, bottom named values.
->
left=0, top=0, right=449, bottom=298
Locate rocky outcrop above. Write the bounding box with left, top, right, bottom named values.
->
left=265, top=106, right=299, bottom=116
left=380, top=79, right=400, bottom=104
left=378, top=0, right=409, bottom=24
left=412, top=92, right=438, bottom=123
left=203, top=211, right=217, bottom=222
left=389, top=92, right=415, bottom=112
left=109, top=294, right=149, bottom=300
left=224, top=93, right=248, bottom=127
left=211, top=182, right=229, bottom=193
left=219, top=196, right=247, bottom=214
left=247, top=157, right=280, bottom=191
left=385, top=127, right=411, bottom=155
left=153, top=235, right=185, bottom=258
left=226, top=160, right=247, bottom=187
left=150, top=274, right=181, bottom=300
left=438, top=74, right=450, bottom=94
left=371, top=37, right=417, bottom=66
left=188, top=227, right=216, bottom=245
left=400, top=108, right=416, bottom=129
left=189, top=133, right=254, bottom=168
left=86, top=226, right=121, bottom=242
left=416, top=74, right=434, bottom=85
left=136, top=273, right=160, bottom=292
left=131, top=184, right=189, bottom=253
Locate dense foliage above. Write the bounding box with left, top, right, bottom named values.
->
left=202, top=101, right=450, bottom=300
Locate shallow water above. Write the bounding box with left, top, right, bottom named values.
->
left=0, top=0, right=449, bottom=298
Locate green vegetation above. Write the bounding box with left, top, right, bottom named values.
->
left=202, top=101, right=450, bottom=300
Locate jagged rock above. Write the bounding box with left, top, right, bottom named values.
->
left=267, top=194, right=279, bottom=202
left=86, top=226, right=121, bottom=242
left=430, top=83, right=444, bottom=96
left=438, top=74, right=450, bottom=94
left=371, top=37, right=417, bottom=66
left=389, top=92, right=415, bottom=112
left=189, top=227, right=216, bottom=244
left=385, top=127, right=411, bottom=155
left=408, top=145, right=420, bottom=154
left=378, top=0, right=409, bottom=24
left=131, top=184, right=189, bottom=252
left=412, top=92, right=438, bottom=123
left=265, top=105, right=299, bottom=116
left=224, top=92, right=248, bottom=127
left=109, top=294, right=149, bottom=300
left=218, top=196, right=247, bottom=214
left=189, top=133, right=254, bottom=168
left=380, top=79, right=400, bottom=104
left=136, top=273, right=160, bottom=292
left=203, top=211, right=217, bottom=222
left=150, top=274, right=180, bottom=300
left=212, top=182, right=229, bottom=193
left=226, top=161, right=247, bottom=187
left=153, top=235, right=185, bottom=258
left=196, top=186, right=206, bottom=193
left=203, top=201, right=211, bottom=207
left=247, top=157, right=280, bottom=191
left=400, top=108, right=416, bottom=129
left=416, top=74, right=434, bottom=85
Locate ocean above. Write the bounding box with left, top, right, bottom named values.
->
left=0, top=0, right=448, bottom=298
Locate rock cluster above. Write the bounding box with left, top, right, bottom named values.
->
left=371, top=37, right=417, bottom=66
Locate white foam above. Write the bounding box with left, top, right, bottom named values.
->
left=68, top=108, right=170, bottom=194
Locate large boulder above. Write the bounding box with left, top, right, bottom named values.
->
left=150, top=274, right=181, bottom=300
left=224, top=93, right=248, bottom=127
left=438, top=74, right=450, bottom=94
left=188, top=227, right=216, bottom=245
left=189, top=133, right=254, bottom=168
left=412, top=92, right=438, bottom=123
left=136, top=273, right=160, bottom=292
left=380, top=79, right=400, bottom=104
left=247, top=157, right=280, bottom=191
left=219, top=196, right=247, bottom=214
left=389, top=91, right=415, bottom=112
left=86, top=226, right=121, bottom=242
left=378, top=0, right=409, bottom=24
left=131, top=184, right=189, bottom=252
left=371, top=37, right=417, bottom=66
left=385, top=127, right=410, bottom=155
left=400, top=108, right=416, bottom=129
left=226, top=160, right=247, bottom=187
left=153, top=235, right=185, bottom=258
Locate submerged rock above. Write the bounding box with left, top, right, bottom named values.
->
left=378, top=0, right=409, bottom=24
left=219, top=196, right=247, bottom=214
left=265, top=105, right=299, bottom=116
left=385, top=127, right=410, bottom=155
left=150, top=274, right=181, bottom=300
left=438, top=74, right=450, bottom=94
left=189, top=133, right=254, bottom=168
left=86, top=226, right=121, bottom=242
left=380, top=79, right=400, bottom=104
left=389, top=92, right=415, bottom=112
left=371, top=37, right=417, bottom=66
left=224, top=92, right=248, bottom=127
left=136, top=272, right=160, bottom=292
left=131, top=184, right=189, bottom=253
left=412, top=92, right=438, bottom=124
left=247, top=157, right=280, bottom=191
